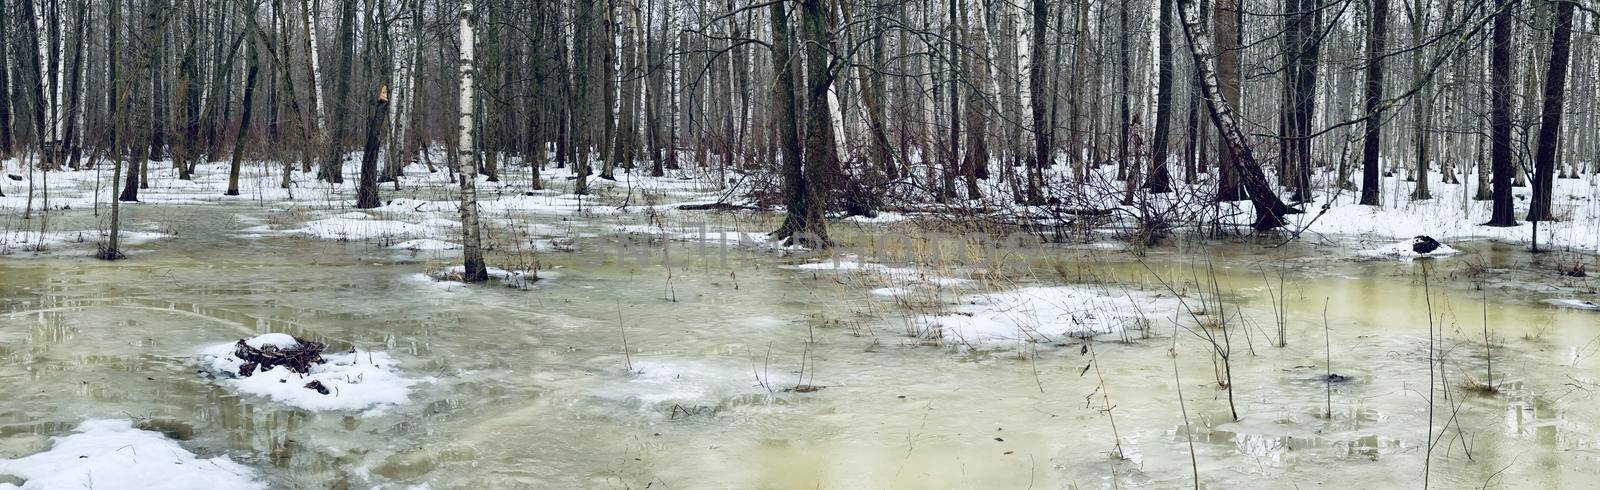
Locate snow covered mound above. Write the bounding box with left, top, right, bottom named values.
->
left=917, top=286, right=1165, bottom=347
left=0, top=420, right=262, bottom=490
left=1356, top=237, right=1461, bottom=259
left=197, top=335, right=425, bottom=414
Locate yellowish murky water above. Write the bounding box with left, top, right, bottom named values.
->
left=2, top=197, right=1598, bottom=488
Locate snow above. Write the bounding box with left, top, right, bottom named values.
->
left=0, top=229, right=165, bottom=256
left=591, top=360, right=760, bottom=408
left=1355, top=238, right=1462, bottom=259
left=0, top=420, right=262, bottom=490
left=243, top=333, right=301, bottom=349
left=197, top=336, right=427, bottom=415
left=1286, top=173, right=1600, bottom=253
left=293, top=217, right=436, bottom=241
left=916, top=286, right=1167, bottom=347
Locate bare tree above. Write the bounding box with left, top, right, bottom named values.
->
left=1527, top=0, right=1574, bottom=222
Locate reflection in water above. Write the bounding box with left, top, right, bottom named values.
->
left=1, top=202, right=1598, bottom=488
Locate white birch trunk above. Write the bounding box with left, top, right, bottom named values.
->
left=304, top=0, right=327, bottom=132
left=457, top=0, right=487, bottom=279
left=30, top=5, right=53, bottom=143
left=388, top=0, right=415, bottom=165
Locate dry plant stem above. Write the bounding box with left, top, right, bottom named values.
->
left=1482, top=290, right=1493, bottom=389
left=618, top=301, right=633, bottom=372
left=1324, top=298, right=1332, bottom=418
left=1430, top=359, right=1476, bottom=462
left=1172, top=328, right=1199, bottom=489
left=1086, top=340, right=1124, bottom=459
left=1423, top=260, right=1436, bottom=488
left=1139, top=258, right=1239, bottom=420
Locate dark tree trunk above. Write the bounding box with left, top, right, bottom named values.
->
left=774, top=0, right=831, bottom=247
left=1146, top=0, right=1173, bottom=193
left=148, top=0, right=169, bottom=161
left=1359, top=0, right=1387, bottom=206
left=959, top=0, right=985, bottom=200
left=0, top=0, right=12, bottom=162
left=227, top=30, right=262, bottom=197
left=320, top=0, right=359, bottom=183
left=1527, top=0, right=1573, bottom=222
left=19, top=0, right=53, bottom=171
left=355, top=0, right=388, bottom=209
left=1025, top=0, right=1049, bottom=205
left=1485, top=0, right=1517, bottom=226
left=1284, top=0, right=1319, bottom=202
left=770, top=0, right=807, bottom=242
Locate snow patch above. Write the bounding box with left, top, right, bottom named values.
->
left=917, top=286, right=1164, bottom=347
left=292, top=218, right=434, bottom=241
left=0, top=420, right=262, bottom=490
left=197, top=336, right=426, bottom=414
left=1356, top=238, right=1462, bottom=259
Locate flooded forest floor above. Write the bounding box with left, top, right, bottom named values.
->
left=2, top=159, right=1599, bottom=488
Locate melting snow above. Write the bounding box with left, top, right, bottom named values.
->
left=197, top=336, right=427, bottom=415
left=0, top=420, right=262, bottom=490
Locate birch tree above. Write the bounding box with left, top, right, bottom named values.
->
left=457, top=0, right=488, bottom=280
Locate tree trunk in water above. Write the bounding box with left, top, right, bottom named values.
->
left=457, top=0, right=488, bottom=281
left=1526, top=0, right=1572, bottom=222
left=103, top=0, right=127, bottom=259
left=774, top=0, right=832, bottom=247
left=770, top=0, right=807, bottom=242
left=1485, top=0, right=1517, bottom=226
left=1175, top=0, right=1297, bottom=229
